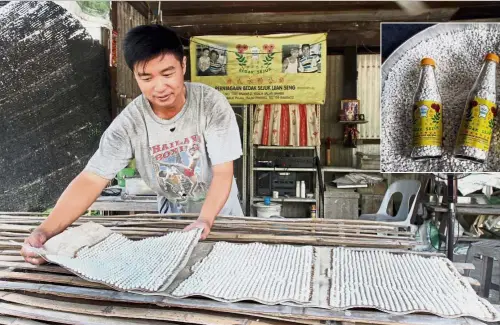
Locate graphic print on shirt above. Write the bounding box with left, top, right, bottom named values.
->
left=150, top=134, right=208, bottom=202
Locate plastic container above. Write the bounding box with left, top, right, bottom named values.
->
left=116, top=168, right=136, bottom=187
left=253, top=202, right=282, bottom=218
left=310, top=204, right=317, bottom=218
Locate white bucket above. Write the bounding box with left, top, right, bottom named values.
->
left=253, top=202, right=282, bottom=218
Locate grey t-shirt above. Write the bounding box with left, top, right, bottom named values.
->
left=85, top=82, right=243, bottom=216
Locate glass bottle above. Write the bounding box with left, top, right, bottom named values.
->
left=411, top=57, right=443, bottom=160
left=454, top=53, right=498, bottom=163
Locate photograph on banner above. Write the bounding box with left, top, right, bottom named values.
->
left=282, top=44, right=322, bottom=74
left=195, top=44, right=228, bottom=76
left=189, top=33, right=327, bottom=104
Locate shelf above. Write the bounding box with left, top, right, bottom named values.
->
left=252, top=197, right=317, bottom=203
left=254, top=167, right=317, bottom=172
left=338, top=120, right=369, bottom=124
left=255, top=146, right=316, bottom=150
left=322, top=167, right=381, bottom=173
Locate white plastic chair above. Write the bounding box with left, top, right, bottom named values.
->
left=359, top=180, right=421, bottom=227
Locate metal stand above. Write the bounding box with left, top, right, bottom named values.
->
left=446, top=174, right=456, bottom=261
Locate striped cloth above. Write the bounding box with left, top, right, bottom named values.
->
left=299, top=55, right=321, bottom=73
left=252, top=104, right=320, bottom=146
left=209, top=62, right=223, bottom=75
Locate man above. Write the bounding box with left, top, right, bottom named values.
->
left=208, top=50, right=223, bottom=75
left=21, top=24, right=243, bottom=265
left=298, top=44, right=321, bottom=73
left=282, top=47, right=300, bottom=73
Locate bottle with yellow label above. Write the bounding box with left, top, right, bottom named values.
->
left=454, top=53, right=498, bottom=163
left=411, top=57, right=443, bottom=160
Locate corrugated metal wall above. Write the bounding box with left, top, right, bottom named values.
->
left=320, top=54, right=380, bottom=168
left=357, top=54, right=381, bottom=139
left=116, top=2, right=147, bottom=105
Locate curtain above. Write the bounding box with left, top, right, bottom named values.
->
left=252, top=104, right=320, bottom=146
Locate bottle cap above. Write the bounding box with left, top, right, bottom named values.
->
left=420, top=58, right=436, bottom=67
left=485, top=53, right=499, bottom=64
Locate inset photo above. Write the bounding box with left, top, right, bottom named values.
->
left=282, top=44, right=300, bottom=73
left=381, top=23, right=500, bottom=173
left=195, top=44, right=227, bottom=76
left=282, top=43, right=322, bottom=74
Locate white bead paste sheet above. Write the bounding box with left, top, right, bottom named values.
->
left=35, top=222, right=202, bottom=293
left=329, top=247, right=500, bottom=322
left=171, top=241, right=316, bottom=304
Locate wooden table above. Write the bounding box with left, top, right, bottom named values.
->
left=424, top=203, right=500, bottom=260
left=0, top=213, right=493, bottom=325
left=0, top=253, right=493, bottom=325
left=425, top=204, right=500, bottom=216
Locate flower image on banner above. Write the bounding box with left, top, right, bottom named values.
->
left=190, top=33, right=327, bottom=104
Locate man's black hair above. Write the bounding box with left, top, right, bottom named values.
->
left=302, top=44, right=310, bottom=50
left=123, top=24, right=184, bottom=71
left=210, top=50, right=219, bottom=57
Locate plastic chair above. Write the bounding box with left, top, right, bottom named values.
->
left=359, top=180, right=421, bottom=227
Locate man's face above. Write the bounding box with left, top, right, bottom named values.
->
left=210, top=52, right=218, bottom=62
left=134, top=53, right=186, bottom=110
left=303, top=46, right=310, bottom=56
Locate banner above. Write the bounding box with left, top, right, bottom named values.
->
left=190, top=33, right=327, bottom=104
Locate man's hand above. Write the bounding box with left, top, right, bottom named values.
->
left=20, top=228, right=49, bottom=265
left=183, top=219, right=212, bottom=240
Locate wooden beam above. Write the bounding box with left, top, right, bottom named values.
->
left=172, top=21, right=380, bottom=36
left=0, top=292, right=293, bottom=325
left=0, top=301, right=177, bottom=325
left=0, top=261, right=72, bottom=275
left=158, top=1, right=399, bottom=16
left=451, top=4, right=500, bottom=19
left=152, top=1, right=490, bottom=16
left=0, top=315, right=49, bottom=325
left=173, top=28, right=380, bottom=48
left=0, top=271, right=107, bottom=289
left=126, top=1, right=150, bottom=19
left=110, top=1, right=118, bottom=120
left=162, top=9, right=458, bottom=27
left=0, top=281, right=487, bottom=325
left=343, top=46, right=358, bottom=99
